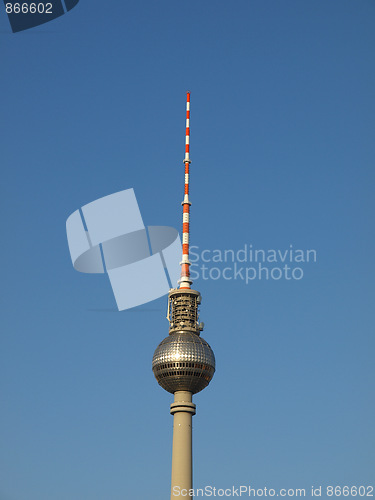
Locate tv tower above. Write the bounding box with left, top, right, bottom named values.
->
left=152, top=93, right=215, bottom=499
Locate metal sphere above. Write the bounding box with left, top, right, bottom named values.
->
left=152, top=332, right=215, bottom=394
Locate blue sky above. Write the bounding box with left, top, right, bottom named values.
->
left=1, top=1, right=374, bottom=499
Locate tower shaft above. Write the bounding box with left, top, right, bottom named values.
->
left=170, top=391, right=196, bottom=499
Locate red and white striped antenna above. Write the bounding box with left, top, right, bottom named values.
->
left=179, top=92, right=192, bottom=289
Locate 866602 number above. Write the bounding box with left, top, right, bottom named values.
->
left=5, top=3, right=52, bottom=14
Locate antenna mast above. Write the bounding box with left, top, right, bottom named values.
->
left=179, top=91, right=192, bottom=289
